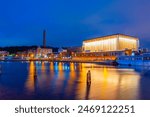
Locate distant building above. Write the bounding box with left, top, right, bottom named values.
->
left=82, top=34, right=139, bottom=52
left=16, top=51, right=28, bottom=58
left=36, top=47, right=52, bottom=58
left=67, top=47, right=82, bottom=53
left=0, top=51, right=9, bottom=56
left=58, top=47, right=67, bottom=53
left=0, top=51, right=9, bottom=60
left=28, top=47, right=52, bottom=58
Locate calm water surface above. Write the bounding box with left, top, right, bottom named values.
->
left=0, top=61, right=150, bottom=100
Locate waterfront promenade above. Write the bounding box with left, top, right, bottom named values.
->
left=0, top=59, right=117, bottom=65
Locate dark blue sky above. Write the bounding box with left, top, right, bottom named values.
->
left=0, top=0, right=150, bottom=48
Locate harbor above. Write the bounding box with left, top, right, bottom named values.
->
left=0, top=33, right=150, bottom=66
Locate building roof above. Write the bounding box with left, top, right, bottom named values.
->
left=83, top=34, right=139, bottom=43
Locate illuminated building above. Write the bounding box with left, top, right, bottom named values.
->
left=27, top=47, right=52, bottom=58
left=36, top=47, right=52, bottom=58
left=0, top=51, right=9, bottom=56
left=71, top=34, right=139, bottom=61
left=82, top=34, right=139, bottom=52
left=0, top=51, right=9, bottom=60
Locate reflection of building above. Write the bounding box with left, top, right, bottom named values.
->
left=82, top=34, right=139, bottom=52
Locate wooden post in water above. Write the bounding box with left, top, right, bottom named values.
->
left=87, top=70, right=91, bottom=85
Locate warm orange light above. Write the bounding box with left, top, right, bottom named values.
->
left=83, top=34, right=139, bottom=52
left=25, top=62, right=35, bottom=92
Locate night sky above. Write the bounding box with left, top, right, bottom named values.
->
left=0, top=0, right=150, bottom=48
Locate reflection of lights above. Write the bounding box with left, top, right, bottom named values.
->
left=41, top=62, right=46, bottom=73
left=64, top=64, right=69, bottom=70
left=117, top=69, right=134, bottom=71
left=25, top=62, right=141, bottom=99
left=54, top=62, right=58, bottom=71
left=103, top=67, right=108, bottom=78
left=76, top=63, right=140, bottom=99
left=35, top=61, right=39, bottom=64
left=70, top=63, right=75, bottom=71
left=50, top=62, right=54, bottom=70
left=58, top=62, right=63, bottom=70
left=25, top=61, right=35, bottom=92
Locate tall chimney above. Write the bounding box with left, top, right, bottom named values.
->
left=43, top=30, right=46, bottom=48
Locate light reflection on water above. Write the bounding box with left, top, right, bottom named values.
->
left=0, top=61, right=150, bottom=99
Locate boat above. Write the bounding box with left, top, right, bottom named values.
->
left=116, top=53, right=150, bottom=66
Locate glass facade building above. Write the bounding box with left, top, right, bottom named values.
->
left=82, top=34, right=139, bottom=52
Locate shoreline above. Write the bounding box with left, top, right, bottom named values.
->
left=0, top=59, right=118, bottom=65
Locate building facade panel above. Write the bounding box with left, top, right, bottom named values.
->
left=118, top=35, right=139, bottom=51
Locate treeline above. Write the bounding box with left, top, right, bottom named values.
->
left=0, top=46, right=59, bottom=54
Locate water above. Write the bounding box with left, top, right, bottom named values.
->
left=0, top=61, right=150, bottom=100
